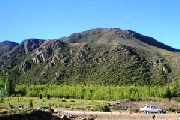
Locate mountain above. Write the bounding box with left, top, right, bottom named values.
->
left=0, top=28, right=180, bottom=86
left=0, top=41, right=19, bottom=66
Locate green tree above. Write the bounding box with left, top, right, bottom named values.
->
left=4, top=76, right=14, bottom=97
left=29, top=99, right=33, bottom=109
left=164, top=88, right=171, bottom=102
left=40, top=94, right=42, bottom=99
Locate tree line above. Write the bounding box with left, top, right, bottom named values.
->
left=14, top=84, right=179, bottom=101
left=0, top=76, right=179, bottom=101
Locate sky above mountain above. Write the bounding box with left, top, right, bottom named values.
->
left=0, top=0, right=180, bottom=49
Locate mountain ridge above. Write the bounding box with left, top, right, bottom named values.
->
left=59, top=28, right=179, bottom=51
left=0, top=28, right=180, bottom=87
left=1, top=28, right=179, bottom=51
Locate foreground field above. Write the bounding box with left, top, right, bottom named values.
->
left=95, top=114, right=180, bottom=120
left=1, top=109, right=179, bottom=120
left=90, top=113, right=179, bottom=120
left=1, top=97, right=179, bottom=110
left=0, top=97, right=180, bottom=120
left=54, top=110, right=180, bottom=120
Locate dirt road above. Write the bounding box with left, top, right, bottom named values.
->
left=54, top=110, right=180, bottom=120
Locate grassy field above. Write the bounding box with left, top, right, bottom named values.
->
left=0, top=97, right=179, bottom=113
left=0, top=97, right=180, bottom=120
left=0, top=97, right=110, bottom=110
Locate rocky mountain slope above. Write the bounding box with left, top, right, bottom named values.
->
left=0, top=28, right=180, bottom=86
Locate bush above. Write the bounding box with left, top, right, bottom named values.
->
left=94, top=104, right=111, bottom=112
left=64, top=105, right=71, bottom=108
left=30, top=92, right=39, bottom=97
left=16, top=94, right=21, bottom=97
left=61, top=99, right=67, bottom=102
left=130, top=109, right=139, bottom=113
left=167, top=108, right=175, bottom=112
left=176, top=109, right=180, bottom=113
left=0, top=109, right=8, bottom=114
left=0, top=97, right=4, bottom=103
left=70, top=100, right=75, bottom=102
left=168, top=108, right=180, bottom=113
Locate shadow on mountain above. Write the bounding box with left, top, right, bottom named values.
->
left=128, top=30, right=180, bottom=52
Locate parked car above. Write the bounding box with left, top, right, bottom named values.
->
left=140, top=105, right=166, bottom=114
left=37, top=106, right=49, bottom=111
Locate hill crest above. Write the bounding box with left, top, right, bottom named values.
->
left=0, top=28, right=180, bottom=86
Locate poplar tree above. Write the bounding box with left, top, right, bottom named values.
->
left=5, top=76, right=14, bottom=96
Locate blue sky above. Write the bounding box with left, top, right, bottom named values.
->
left=1, top=0, right=180, bottom=49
